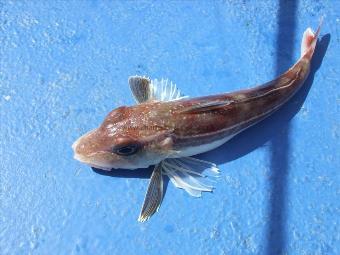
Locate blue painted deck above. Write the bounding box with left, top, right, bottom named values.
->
left=1, top=1, right=339, bottom=254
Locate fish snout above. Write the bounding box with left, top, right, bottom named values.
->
left=72, top=136, right=116, bottom=170
left=72, top=137, right=84, bottom=155
left=71, top=138, right=79, bottom=152
left=72, top=136, right=96, bottom=158
left=72, top=138, right=90, bottom=165
left=72, top=129, right=98, bottom=155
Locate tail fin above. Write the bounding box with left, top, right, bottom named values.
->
left=300, top=18, right=323, bottom=59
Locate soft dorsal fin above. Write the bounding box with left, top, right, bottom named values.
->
left=128, top=76, right=186, bottom=104
left=179, top=99, right=234, bottom=114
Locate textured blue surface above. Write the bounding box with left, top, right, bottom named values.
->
left=1, top=1, right=339, bottom=254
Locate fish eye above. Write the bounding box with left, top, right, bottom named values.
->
left=113, top=144, right=139, bottom=156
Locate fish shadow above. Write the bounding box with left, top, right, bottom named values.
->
left=198, top=34, right=330, bottom=165
left=92, top=34, right=329, bottom=200
left=92, top=166, right=153, bottom=179
left=92, top=166, right=171, bottom=198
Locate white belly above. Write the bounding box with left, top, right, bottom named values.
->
left=174, top=134, right=236, bottom=158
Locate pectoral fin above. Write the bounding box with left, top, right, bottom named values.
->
left=128, top=75, right=187, bottom=104
left=138, top=157, right=220, bottom=222
left=138, top=163, right=164, bottom=222
left=162, top=157, right=220, bottom=197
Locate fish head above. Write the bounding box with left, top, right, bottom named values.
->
left=72, top=105, right=174, bottom=170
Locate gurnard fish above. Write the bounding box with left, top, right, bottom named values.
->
left=72, top=22, right=322, bottom=222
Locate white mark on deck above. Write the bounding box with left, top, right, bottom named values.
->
left=3, top=95, right=11, bottom=101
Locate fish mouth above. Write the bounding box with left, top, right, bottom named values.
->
left=73, top=152, right=113, bottom=171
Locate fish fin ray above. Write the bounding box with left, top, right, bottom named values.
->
left=128, top=76, right=152, bottom=103
left=150, top=78, right=187, bottom=102
left=301, top=18, right=322, bottom=59
left=138, top=164, right=163, bottom=222
left=179, top=99, right=234, bottom=114
left=129, top=76, right=187, bottom=103
left=162, top=157, right=220, bottom=197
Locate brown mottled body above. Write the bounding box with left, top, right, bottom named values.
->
left=74, top=21, right=321, bottom=169
left=171, top=57, right=311, bottom=148
left=98, top=56, right=310, bottom=153
left=76, top=57, right=311, bottom=162
left=72, top=22, right=322, bottom=222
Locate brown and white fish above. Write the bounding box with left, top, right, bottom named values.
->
left=72, top=22, right=322, bottom=222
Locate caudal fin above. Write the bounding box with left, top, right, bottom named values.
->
left=301, top=18, right=323, bottom=59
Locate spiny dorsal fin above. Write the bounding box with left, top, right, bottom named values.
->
left=128, top=76, right=152, bottom=103
left=150, top=78, right=186, bottom=102
left=128, top=76, right=186, bottom=104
